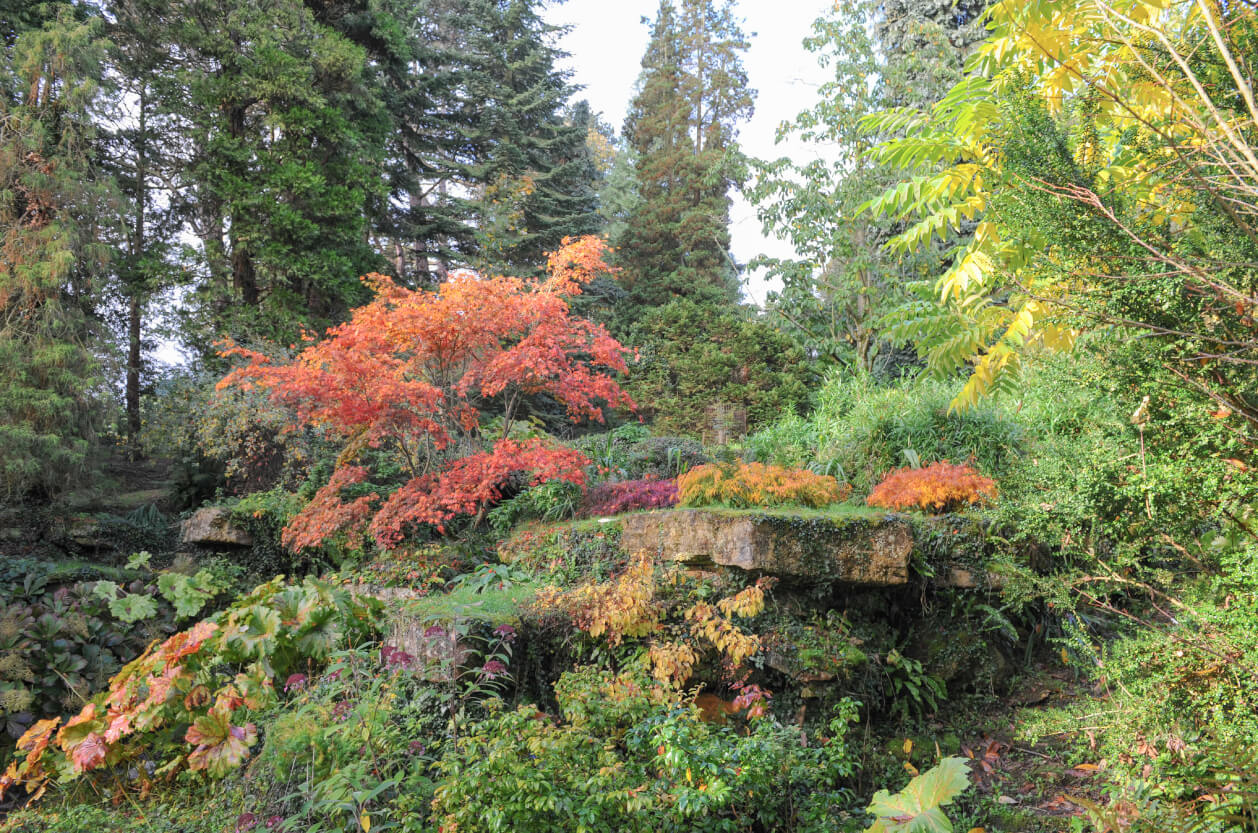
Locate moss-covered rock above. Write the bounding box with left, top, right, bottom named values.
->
left=620, top=508, right=913, bottom=585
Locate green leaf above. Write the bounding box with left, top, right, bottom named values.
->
left=109, top=593, right=159, bottom=624
left=158, top=572, right=213, bottom=619
left=126, top=551, right=153, bottom=570
left=91, top=580, right=120, bottom=602
left=866, top=757, right=971, bottom=833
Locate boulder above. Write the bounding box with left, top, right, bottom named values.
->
left=180, top=507, right=253, bottom=547
left=620, top=508, right=912, bottom=585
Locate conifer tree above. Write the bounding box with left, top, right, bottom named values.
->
left=616, top=0, right=753, bottom=316
left=0, top=4, right=113, bottom=497
left=148, top=0, right=389, bottom=354
left=463, top=0, right=600, bottom=274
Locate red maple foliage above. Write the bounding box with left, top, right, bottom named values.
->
left=866, top=461, right=997, bottom=513
left=218, top=236, right=635, bottom=549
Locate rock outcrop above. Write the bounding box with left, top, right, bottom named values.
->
left=180, top=507, right=253, bottom=547
left=619, top=508, right=912, bottom=585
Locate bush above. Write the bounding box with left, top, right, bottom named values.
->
left=0, top=555, right=241, bottom=741
left=748, top=373, right=1025, bottom=492
left=625, top=436, right=709, bottom=479
left=486, top=479, right=582, bottom=535
left=866, top=462, right=996, bottom=513
left=579, top=478, right=678, bottom=517
left=431, top=666, right=861, bottom=833
left=0, top=577, right=382, bottom=799
left=627, top=299, right=812, bottom=440
left=677, top=463, right=850, bottom=509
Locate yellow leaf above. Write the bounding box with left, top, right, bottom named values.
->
left=903, top=738, right=913, bottom=757
left=361, top=813, right=371, bottom=833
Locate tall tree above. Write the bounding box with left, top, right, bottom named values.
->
left=102, top=0, right=188, bottom=444
left=144, top=0, right=389, bottom=355
left=749, top=0, right=976, bottom=374
left=616, top=0, right=753, bottom=316
left=0, top=4, right=113, bottom=498
left=463, top=0, right=601, bottom=274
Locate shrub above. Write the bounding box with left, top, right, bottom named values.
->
left=624, top=436, right=709, bottom=479
left=677, top=463, right=851, bottom=509
left=217, top=236, right=634, bottom=550
left=431, top=666, right=861, bottom=833
left=578, top=478, right=678, bottom=517
left=486, top=479, right=582, bottom=535
left=627, top=299, right=812, bottom=440
left=0, top=555, right=241, bottom=740
left=0, top=578, right=382, bottom=799
left=748, top=373, right=1024, bottom=492
left=866, top=462, right=996, bottom=513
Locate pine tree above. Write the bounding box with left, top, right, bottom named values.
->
left=616, top=0, right=753, bottom=316
left=0, top=4, right=112, bottom=498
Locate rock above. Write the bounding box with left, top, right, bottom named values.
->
left=947, top=566, right=977, bottom=588
left=67, top=516, right=107, bottom=548
left=180, top=507, right=253, bottom=547
left=619, top=509, right=912, bottom=585
left=943, top=564, right=1005, bottom=589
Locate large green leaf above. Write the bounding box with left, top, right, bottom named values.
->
left=865, top=757, right=972, bottom=833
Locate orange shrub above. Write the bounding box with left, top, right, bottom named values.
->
left=677, top=462, right=851, bottom=509
left=866, top=461, right=996, bottom=513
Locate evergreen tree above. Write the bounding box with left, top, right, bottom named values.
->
left=102, top=0, right=188, bottom=443
left=0, top=4, right=113, bottom=497
left=616, top=0, right=753, bottom=316
left=142, top=0, right=390, bottom=354
left=464, top=0, right=600, bottom=274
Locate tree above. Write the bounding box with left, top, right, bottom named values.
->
left=102, top=0, right=189, bottom=444
left=463, top=0, right=601, bottom=274
left=0, top=5, right=113, bottom=498
left=615, top=0, right=753, bottom=316
left=751, top=1, right=985, bottom=374
left=153, top=0, right=389, bottom=354
left=218, top=236, right=635, bottom=550
left=863, top=0, right=1258, bottom=418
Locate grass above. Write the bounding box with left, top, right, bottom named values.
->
left=398, top=579, right=543, bottom=626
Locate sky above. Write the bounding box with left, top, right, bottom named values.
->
left=544, top=0, right=836, bottom=306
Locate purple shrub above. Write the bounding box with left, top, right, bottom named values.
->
left=579, top=478, right=678, bottom=517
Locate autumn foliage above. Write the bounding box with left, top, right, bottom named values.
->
left=578, top=478, right=678, bottom=518
left=0, top=579, right=380, bottom=800
left=218, top=236, right=635, bottom=549
left=866, top=462, right=997, bottom=513
left=677, top=462, right=850, bottom=509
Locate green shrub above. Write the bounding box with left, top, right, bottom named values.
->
left=432, top=666, right=861, bottom=833
left=627, top=299, right=812, bottom=440
left=748, top=373, right=1025, bottom=493
left=0, top=555, right=240, bottom=741
left=486, top=479, right=582, bottom=535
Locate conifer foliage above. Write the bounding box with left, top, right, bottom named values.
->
left=218, top=236, right=635, bottom=550
left=0, top=7, right=111, bottom=498
left=616, top=0, right=753, bottom=314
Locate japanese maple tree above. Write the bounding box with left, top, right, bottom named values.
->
left=218, top=236, right=635, bottom=549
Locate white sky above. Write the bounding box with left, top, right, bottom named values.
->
left=545, top=0, right=836, bottom=306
